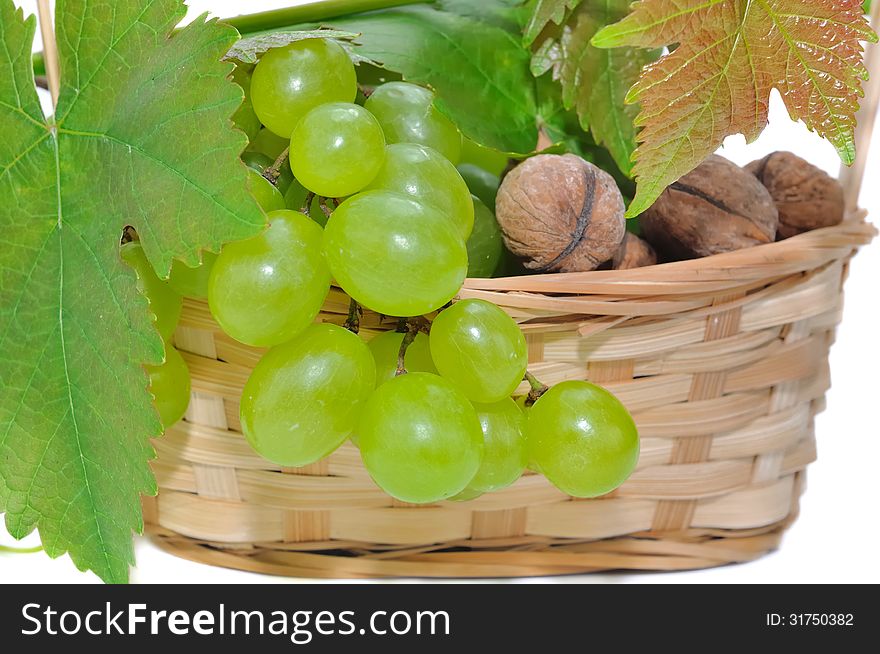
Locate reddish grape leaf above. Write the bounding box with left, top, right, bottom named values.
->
left=593, top=0, right=877, bottom=216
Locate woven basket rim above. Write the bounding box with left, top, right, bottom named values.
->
left=462, top=213, right=875, bottom=295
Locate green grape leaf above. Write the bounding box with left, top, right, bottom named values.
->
left=436, top=0, right=529, bottom=32
left=528, top=0, right=658, bottom=177
left=0, top=0, right=264, bottom=583
left=327, top=5, right=539, bottom=153
left=593, top=0, right=878, bottom=217
left=226, top=29, right=363, bottom=64
left=523, top=0, right=582, bottom=46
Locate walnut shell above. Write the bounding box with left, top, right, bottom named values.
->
left=745, top=151, right=845, bottom=239
left=612, top=233, right=657, bottom=269
left=641, top=155, right=778, bottom=260
left=495, top=154, right=626, bottom=273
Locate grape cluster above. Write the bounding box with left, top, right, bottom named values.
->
left=127, top=38, right=639, bottom=503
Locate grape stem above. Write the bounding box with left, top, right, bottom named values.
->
left=319, top=198, right=334, bottom=219
left=263, top=146, right=290, bottom=185
left=344, top=298, right=362, bottom=334
left=301, top=192, right=316, bottom=214
left=395, top=317, right=431, bottom=376
left=523, top=371, right=549, bottom=406
left=0, top=544, right=43, bottom=554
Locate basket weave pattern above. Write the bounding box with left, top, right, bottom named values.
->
left=143, top=218, right=874, bottom=577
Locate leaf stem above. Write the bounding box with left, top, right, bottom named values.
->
left=224, top=0, right=430, bottom=36
left=523, top=371, right=549, bottom=406
left=35, top=0, right=59, bottom=108
left=30, top=0, right=431, bottom=79
left=344, top=298, right=362, bottom=333
left=0, top=544, right=43, bottom=554
left=263, top=146, right=290, bottom=185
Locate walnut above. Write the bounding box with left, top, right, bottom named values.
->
left=745, top=151, right=845, bottom=239
left=495, top=154, right=626, bottom=273
left=641, top=155, right=778, bottom=260
left=612, top=232, right=657, bottom=269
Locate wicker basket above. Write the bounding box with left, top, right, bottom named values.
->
left=143, top=214, right=875, bottom=578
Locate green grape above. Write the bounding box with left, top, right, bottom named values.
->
left=447, top=487, right=483, bottom=502
left=466, top=196, right=504, bottom=278
left=250, top=39, right=357, bottom=137
left=460, top=137, right=508, bottom=176
left=466, top=398, right=527, bottom=493
left=290, top=102, right=386, bottom=198
left=367, top=330, right=437, bottom=382
left=365, top=82, right=462, bottom=163
left=307, top=195, right=335, bottom=228
left=429, top=299, right=527, bottom=403
left=358, top=372, right=483, bottom=503
left=208, top=210, right=331, bottom=347
left=240, top=323, right=376, bottom=466
left=526, top=380, right=639, bottom=498
left=284, top=177, right=310, bottom=211
left=147, top=344, right=191, bottom=428
left=168, top=251, right=218, bottom=299
left=323, top=191, right=467, bottom=317
left=248, top=128, right=289, bottom=160
left=120, top=242, right=182, bottom=341
left=365, top=143, right=474, bottom=239
left=243, top=151, right=294, bottom=195
left=242, top=151, right=273, bottom=171
left=457, top=163, right=500, bottom=211
left=231, top=64, right=261, bottom=142
left=248, top=169, right=285, bottom=213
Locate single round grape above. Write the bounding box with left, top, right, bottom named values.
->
left=290, top=102, right=386, bottom=198
left=466, top=196, right=504, bottom=278
left=365, top=82, right=462, bottom=162
left=365, top=143, right=474, bottom=239
left=168, top=251, right=218, bottom=299
left=460, top=137, right=508, bottom=176
left=367, top=330, right=437, bottom=382
left=248, top=128, right=289, bottom=160
left=248, top=169, right=285, bottom=213
left=243, top=151, right=294, bottom=194
left=430, top=299, right=527, bottom=403
left=242, top=151, right=273, bottom=171
left=323, top=191, right=467, bottom=317
left=447, top=487, right=483, bottom=502
left=467, top=398, right=527, bottom=493
left=250, top=39, right=357, bottom=137
left=457, top=163, right=500, bottom=211
left=241, top=323, right=376, bottom=466
left=147, top=344, right=191, bottom=428
left=231, top=65, right=261, bottom=142
left=208, top=210, right=331, bottom=347
left=120, top=242, right=182, bottom=341
left=358, top=372, right=483, bottom=503
left=284, top=177, right=310, bottom=212
left=526, top=380, right=639, bottom=498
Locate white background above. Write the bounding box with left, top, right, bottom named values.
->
left=2, top=0, right=878, bottom=584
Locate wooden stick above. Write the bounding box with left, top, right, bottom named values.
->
left=840, top=1, right=880, bottom=211
left=36, top=0, right=60, bottom=109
